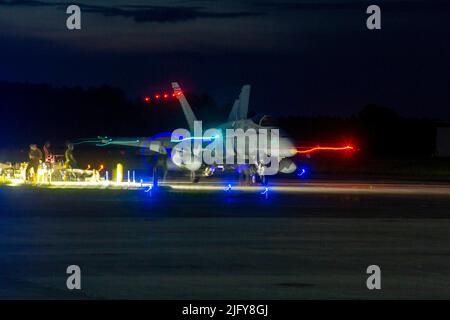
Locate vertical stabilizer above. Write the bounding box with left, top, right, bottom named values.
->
left=238, top=85, right=251, bottom=119
left=172, top=82, right=198, bottom=132
left=228, top=99, right=240, bottom=122
left=228, top=85, right=251, bottom=121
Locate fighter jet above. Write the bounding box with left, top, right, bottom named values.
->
left=73, top=82, right=298, bottom=183
left=170, top=82, right=297, bottom=182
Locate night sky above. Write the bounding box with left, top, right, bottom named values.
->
left=1, top=0, right=449, bottom=118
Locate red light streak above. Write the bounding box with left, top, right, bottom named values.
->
left=295, top=145, right=354, bottom=154
left=144, top=88, right=183, bottom=104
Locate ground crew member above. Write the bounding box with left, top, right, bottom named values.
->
left=65, top=143, right=77, bottom=169
left=64, top=143, right=78, bottom=181
left=26, top=144, right=43, bottom=183
left=42, top=141, right=55, bottom=183
left=43, top=141, right=54, bottom=164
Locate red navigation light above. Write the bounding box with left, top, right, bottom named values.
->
left=172, top=93, right=176, bottom=97
left=176, top=91, right=182, bottom=96
left=163, top=93, right=169, bottom=99
left=144, top=96, right=150, bottom=103
left=155, top=94, right=161, bottom=99
left=295, top=145, right=355, bottom=154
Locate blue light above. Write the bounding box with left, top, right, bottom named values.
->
left=140, top=132, right=172, bottom=171
left=224, top=184, right=232, bottom=191
left=171, top=136, right=218, bottom=142
left=235, top=164, right=250, bottom=174
left=297, top=168, right=306, bottom=177
left=261, top=187, right=269, bottom=199
left=143, top=184, right=154, bottom=197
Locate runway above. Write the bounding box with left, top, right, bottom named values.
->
left=1, top=178, right=450, bottom=299
left=6, top=177, right=450, bottom=196
left=168, top=179, right=450, bottom=196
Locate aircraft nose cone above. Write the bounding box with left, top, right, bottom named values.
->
left=280, top=138, right=297, bottom=157
left=287, top=144, right=297, bottom=157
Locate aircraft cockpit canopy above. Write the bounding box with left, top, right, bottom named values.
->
left=251, top=114, right=279, bottom=128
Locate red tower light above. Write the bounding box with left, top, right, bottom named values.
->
left=155, top=94, right=161, bottom=99
left=144, top=96, right=150, bottom=103
left=163, top=93, right=169, bottom=99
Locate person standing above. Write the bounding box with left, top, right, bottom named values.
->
left=64, top=143, right=77, bottom=169
left=43, top=141, right=54, bottom=183
left=64, top=143, right=78, bottom=181
left=26, top=144, right=43, bottom=183
left=43, top=141, right=54, bottom=164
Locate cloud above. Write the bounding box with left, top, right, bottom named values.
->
left=253, top=1, right=450, bottom=12
left=0, top=0, right=263, bottom=23
left=84, top=5, right=262, bottom=23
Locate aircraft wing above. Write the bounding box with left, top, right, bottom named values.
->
left=71, top=136, right=174, bottom=154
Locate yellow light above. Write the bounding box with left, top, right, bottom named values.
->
left=116, top=163, right=123, bottom=183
